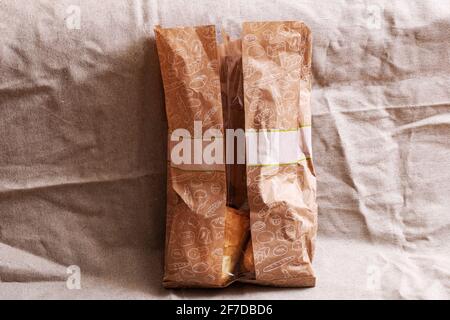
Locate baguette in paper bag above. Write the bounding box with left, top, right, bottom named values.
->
left=155, top=21, right=317, bottom=288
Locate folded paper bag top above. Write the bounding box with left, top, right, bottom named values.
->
left=154, top=21, right=316, bottom=288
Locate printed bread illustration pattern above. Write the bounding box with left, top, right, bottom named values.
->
left=155, top=21, right=316, bottom=288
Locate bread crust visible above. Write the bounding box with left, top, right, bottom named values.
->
left=241, top=240, right=255, bottom=275
left=220, top=207, right=250, bottom=285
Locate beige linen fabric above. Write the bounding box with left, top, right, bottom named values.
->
left=0, top=0, right=449, bottom=299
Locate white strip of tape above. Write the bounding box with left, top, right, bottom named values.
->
left=246, top=127, right=312, bottom=166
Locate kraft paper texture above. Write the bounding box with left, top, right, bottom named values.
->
left=156, top=21, right=316, bottom=288
left=241, top=21, right=316, bottom=286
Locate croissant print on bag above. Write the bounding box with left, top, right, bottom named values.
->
left=155, top=21, right=316, bottom=288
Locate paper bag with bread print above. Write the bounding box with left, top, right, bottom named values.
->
left=240, top=21, right=316, bottom=287
left=155, top=25, right=249, bottom=288
left=155, top=21, right=316, bottom=288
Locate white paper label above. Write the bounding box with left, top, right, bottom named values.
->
left=246, top=127, right=312, bottom=166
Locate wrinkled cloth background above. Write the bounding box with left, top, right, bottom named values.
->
left=0, top=0, right=449, bottom=300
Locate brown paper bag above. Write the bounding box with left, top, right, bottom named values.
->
left=155, top=21, right=316, bottom=288
left=155, top=25, right=248, bottom=288
left=241, top=21, right=316, bottom=287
